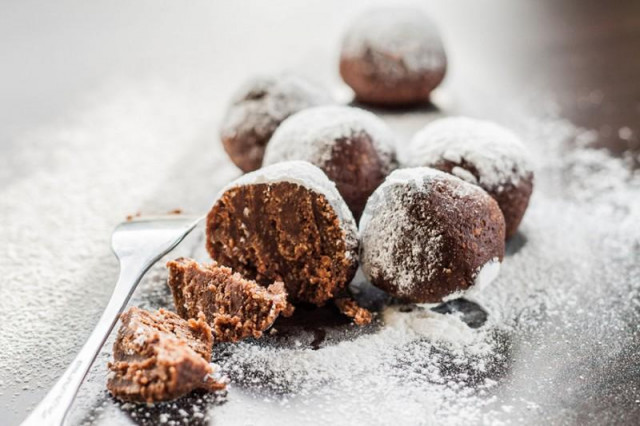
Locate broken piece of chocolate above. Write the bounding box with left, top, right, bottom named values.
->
left=107, top=307, right=225, bottom=403
left=335, top=298, right=373, bottom=325
left=167, top=257, right=291, bottom=343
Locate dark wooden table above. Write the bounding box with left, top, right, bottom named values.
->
left=520, top=0, right=640, bottom=162
left=1, top=1, right=639, bottom=425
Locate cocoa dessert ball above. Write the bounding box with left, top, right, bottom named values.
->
left=339, top=7, right=447, bottom=106
left=405, top=117, right=534, bottom=239
left=206, top=161, right=358, bottom=306
left=219, top=74, right=332, bottom=172
left=263, top=105, right=397, bottom=220
left=360, top=167, right=505, bottom=303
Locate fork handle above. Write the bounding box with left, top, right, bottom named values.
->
left=20, top=261, right=148, bottom=426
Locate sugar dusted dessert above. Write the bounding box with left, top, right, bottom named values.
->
left=339, top=7, right=447, bottom=106
left=107, top=307, right=225, bottom=403
left=360, top=167, right=505, bottom=303
left=220, top=74, right=332, bottom=172
left=263, top=105, right=397, bottom=219
left=406, top=117, right=534, bottom=238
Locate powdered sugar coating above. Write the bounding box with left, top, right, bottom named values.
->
left=405, top=117, right=533, bottom=191
left=215, top=161, right=358, bottom=261
left=220, top=74, right=332, bottom=171
left=341, top=7, right=446, bottom=79
left=360, top=167, right=502, bottom=300
left=263, top=105, right=396, bottom=172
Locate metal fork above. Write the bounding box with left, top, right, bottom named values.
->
left=21, top=215, right=204, bottom=426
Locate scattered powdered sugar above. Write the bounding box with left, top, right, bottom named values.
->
left=469, top=259, right=501, bottom=295
left=203, top=105, right=640, bottom=425
left=441, top=259, right=500, bottom=304
left=4, top=74, right=640, bottom=425
left=371, top=166, right=486, bottom=198
left=404, top=116, right=534, bottom=191
left=211, top=304, right=501, bottom=425
left=341, top=7, right=446, bottom=78
left=216, top=160, right=359, bottom=260
left=263, top=105, right=396, bottom=173
left=0, top=79, right=239, bottom=424
left=132, top=326, right=148, bottom=348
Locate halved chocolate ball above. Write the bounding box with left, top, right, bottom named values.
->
left=206, top=161, right=358, bottom=306
left=360, top=167, right=505, bottom=303
left=263, top=105, right=397, bottom=220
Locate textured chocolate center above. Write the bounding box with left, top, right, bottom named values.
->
left=206, top=182, right=355, bottom=306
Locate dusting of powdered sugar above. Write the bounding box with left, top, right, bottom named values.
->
left=441, top=258, right=500, bottom=304
left=203, top=108, right=640, bottom=426
left=5, top=76, right=640, bottom=426
left=461, top=259, right=501, bottom=302
left=220, top=74, right=333, bottom=150
left=214, top=161, right=359, bottom=260
left=340, top=7, right=446, bottom=78
left=0, top=79, right=239, bottom=423
left=404, top=116, right=534, bottom=191
left=262, top=105, right=396, bottom=173
left=211, top=304, right=500, bottom=425
left=132, top=326, right=148, bottom=348
left=359, top=167, right=494, bottom=298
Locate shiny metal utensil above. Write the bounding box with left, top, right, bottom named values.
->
left=21, top=215, right=204, bottom=426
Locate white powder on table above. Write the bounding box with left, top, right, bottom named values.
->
left=2, top=78, right=639, bottom=425
left=0, top=80, right=239, bottom=421
left=208, top=107, right=640, bottom=425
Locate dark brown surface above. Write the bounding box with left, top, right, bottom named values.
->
left=321, top=132, right=395, bottom=221
left=107, top=307, right=224, bottom=403
left=361, top=170, right=505, bottom=303
left=206, top=181, right=358, bottom=306
left=340, top=56, right=446, bottom=107
left=334, top=297, right=372, bottom=325
left=537, top=1, right=640, bottom=163
left=166, top=257, right=290, bottom=343
left=433, top=160, right=533, bottom=239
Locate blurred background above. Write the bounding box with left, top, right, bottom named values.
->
left=1, top=1, right=639, bottom=424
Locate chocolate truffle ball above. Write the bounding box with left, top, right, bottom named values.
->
left=339, top=7, right=447, bottom=106
left=405, top=117, right=534, bottom=239
left=263, top=106, right=397, bottom=220
left=206, top=161, right=358, bottom=306
left=219, top=74, right=332, bottom=172
left=360, top=168, right=505, bottom=303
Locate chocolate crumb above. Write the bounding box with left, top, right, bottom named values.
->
left=335, top=297, right=373, bottom=325
left=125, top=211, right=142, bottom=221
